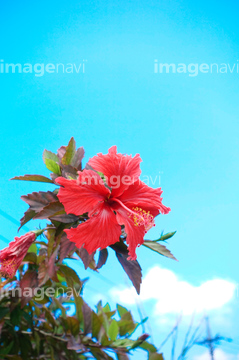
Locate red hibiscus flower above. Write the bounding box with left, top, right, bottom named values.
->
left=0, top=232, right=36, bottom=278
left=56, top=146, right=170, bottom=260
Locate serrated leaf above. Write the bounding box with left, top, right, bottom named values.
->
left=19, top=191, right=58, bottom=229
left=43, top=149, right=59, bottom=163
left=71, top=146, right=85, bottom=169
left=21, top=191, right=58, bottom=212
left=11, top=174, right=54, bottom=184
left=33, top=201, right=65, bottom=220
left=45, top=159, right=61, bottom=175
left=143, top=241, right=177, bottom=261
left=19, top=209, right=36, bottom=230
left=76, top=247, right=96, bottom=270
left=49, top=212, right=79, bottom=223
left=61, top=137, right=76, bottom=165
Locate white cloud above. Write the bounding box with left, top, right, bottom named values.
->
left=194, top=349, right=239, bottom=360
left=110, top=266, right=236, bottom=316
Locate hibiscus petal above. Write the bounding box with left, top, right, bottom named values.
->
left=65, top=204, right=122, bottom=254
left=56, top=170, right=110, bottom=216
left=118, top=179, right=171, bottom=216
left=115, top=206, right=145, bottom=261
left=88, top=146, right=142, bottom=197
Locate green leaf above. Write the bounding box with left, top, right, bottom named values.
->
left=154, top=231, right=177, bottom=242
left=108, top=319, right=119, bottom=341
left=92, top=311, right=103, bottom=339
left=118, top=311, right=137, bottom=336
left=0, top=341, right=14, bottom=355
left=58, top=264, right=82, bottom=286
left=11, top=174, right=54, bottom=184
left=143, top=241, right=177, bottom=261
left=112, top=339, right=135, bottom=348
left=67, top=316, right=80, bottom=336
left=43, top=149, right=61, bottom=174
left=102, top=303, right=111, bottom=313
left=61, top=137, right=76, bottom=165
left=10, top=305, right=22, bottom=326
left=148, top=353, right=164, bottom=360
left=28, top=243, right=37, bottom=254
left=0, top=306, right=10, bottom=319
left=45, top=159, right=61, bottom=175
left=24, top=252, right=37, bottom=264
left=139, top=341, right=157, bottom=353
left=117, top=304, right=128, bottom=317
left=72, top=288, right=84, bottom=324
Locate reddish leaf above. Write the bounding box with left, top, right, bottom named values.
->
left=11, top=174, right=54, bottom=184
left=71, top=147, right=85, bottom=170
left=20, top=270, right=38, bottom=307
left=143, top=241, right=178, bottom=261
left=82, top=300, right=92, bottom=334
left=33, top=201, right=65, bottom=220
left=97, top=249, right=108, bottom=269
left=59, top=233, right=77, bottom=262
left=57, top=145, right=67, bottom=160
left=76, top=247, right=96, bottom=270
left=61, top=164, right=78, bottom=179
left=21, top=191, right=58, bottom=212
left=49, top=212, right=79, bottom=223
left=48, top=248, right=59, bottom=282
left=115, top=252, right=142, bottom=295
left=67, top=335, right=85, bottom=351
left=19, top=209, right=36, bottom=230
left=38, top=260, right=49, bottom=286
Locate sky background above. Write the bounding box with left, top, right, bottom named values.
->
left=0, top=0, right=239, bottom=358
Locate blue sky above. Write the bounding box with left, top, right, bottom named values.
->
left=0, top=0, right=239, bottom=358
